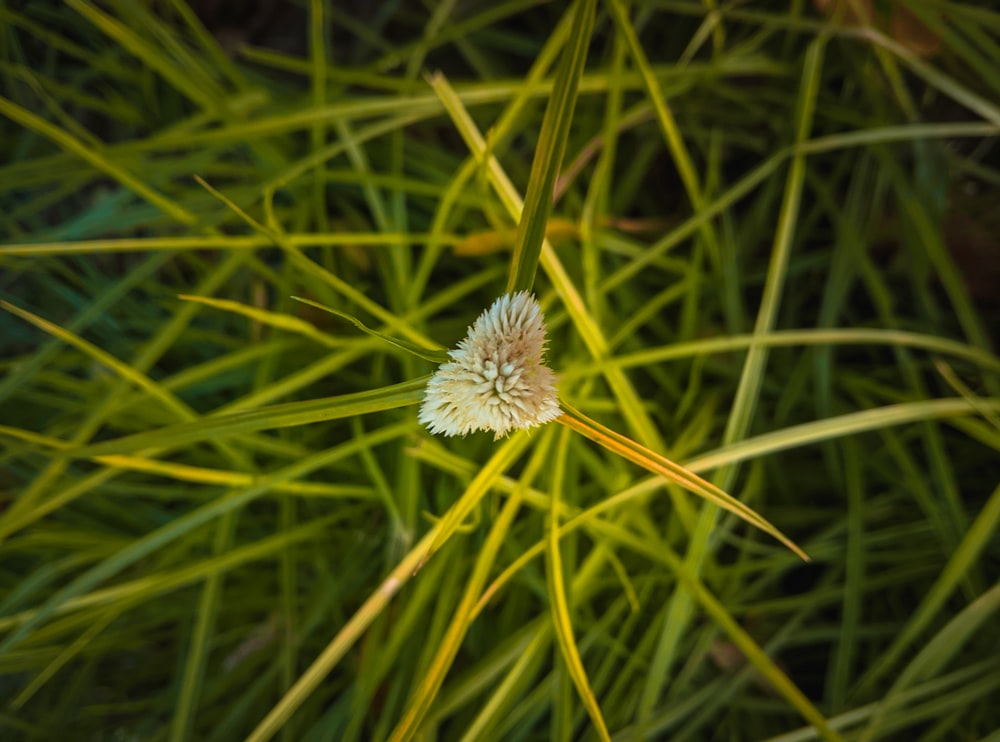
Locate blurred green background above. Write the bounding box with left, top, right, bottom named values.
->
left=1, top=1, right=999, bottom=740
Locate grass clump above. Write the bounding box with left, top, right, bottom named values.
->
left=2, top=1, right=999, bottom=740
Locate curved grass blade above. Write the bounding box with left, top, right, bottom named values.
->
left=557, top=403, right=809, bottom=561
left=291, top=296, right=448, bottom=363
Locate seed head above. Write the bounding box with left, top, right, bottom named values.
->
left=419, top=292, right=560, bottom=439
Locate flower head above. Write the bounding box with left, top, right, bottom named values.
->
left=419, top=291, right=560, bottom=439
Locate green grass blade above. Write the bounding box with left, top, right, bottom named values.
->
left=71, top=378, right=428, bottom=458
left=506, top=0, right=596, bottom=293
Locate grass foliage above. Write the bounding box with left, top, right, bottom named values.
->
left=2, top=1, right=1000, bottom=739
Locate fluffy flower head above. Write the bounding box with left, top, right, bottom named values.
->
left=419, top=292, right=560, bottom=439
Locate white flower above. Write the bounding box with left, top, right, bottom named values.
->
left=419, top=292, right=561, bottom=439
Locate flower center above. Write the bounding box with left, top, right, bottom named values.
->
left=477, top=358, right=525, bottom=403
